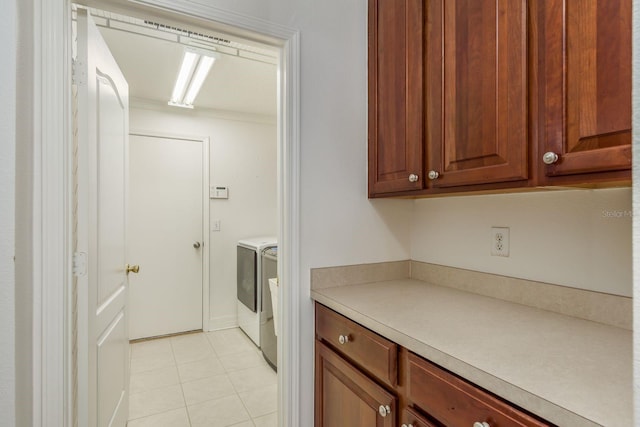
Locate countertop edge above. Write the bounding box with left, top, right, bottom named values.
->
left=311, top=288, right=602, bottom=427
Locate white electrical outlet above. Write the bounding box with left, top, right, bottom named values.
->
left=491, top=227, right=510, bottom=257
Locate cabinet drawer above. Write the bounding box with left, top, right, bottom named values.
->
left=407, top=353, right=551, bottom=427
left=401, top=407, right=441, bottom=427
left=315, top=303, right=398, bottom=386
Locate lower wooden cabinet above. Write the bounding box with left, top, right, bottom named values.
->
left=315, top=302, right=398, bottom=387
left=400, top=407, right=440, bottom=427
left=406, top=353, right=550, bottom=427
left=315, top=340, right=396, bottom=427
left=315, top=303, right=552, bottom=427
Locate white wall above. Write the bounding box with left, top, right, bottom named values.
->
left=411, top=188, right=632, bottom=296
left=130, top=106, right=279, bottom=330
left=0, top=0, right=17, bottom=424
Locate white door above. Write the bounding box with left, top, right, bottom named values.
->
left=76, top=9, right=130, bottom=427
left=128, top=134, right=204, bottom=340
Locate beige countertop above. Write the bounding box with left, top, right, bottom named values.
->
left=311, top=279, right=632, bottom=427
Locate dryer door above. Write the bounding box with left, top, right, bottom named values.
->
left=237, top=246, right=257, bottom=312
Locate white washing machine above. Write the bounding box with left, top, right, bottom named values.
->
left=237, top=236, right=277, bottom=346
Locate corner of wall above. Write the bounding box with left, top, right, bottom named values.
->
left=0, top=0, right=17, bottom=423
left=14, top=0, right=35, bottom=425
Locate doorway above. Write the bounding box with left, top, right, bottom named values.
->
left=63, top=1, right=297, bottom=425
left=34, top=0, right=301, bottom=425
left=91, top=7, right=280, bottom=339
left=83, top=2, right=280, bottom=328
left=84, top=3, right=280, bottom=420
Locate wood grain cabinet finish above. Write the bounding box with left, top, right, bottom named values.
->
left=427, top=0, right=528, bottom=188
left=401, top=407, right=441, bottom=427
left=368, top=0, right=632, bottom=197
left=368, top=0, right=424, bottom=195
left=315, top=303, right=398, bottom=387
left=406, top=353, right=551, bottom=427
left=538, top=0, right=631, bottom=181
left=315, top=340, right=397, bottom=427
left=315, top=303, right=553, bottom=427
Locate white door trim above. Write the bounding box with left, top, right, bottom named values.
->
left=32, top=1, right=74, bottom=426
left=129, top=130, right=211, bottom=333
left=35, top=1, right=301, bottom=427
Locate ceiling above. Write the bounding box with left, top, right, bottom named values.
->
left=95, top=14, right=278, bottom=117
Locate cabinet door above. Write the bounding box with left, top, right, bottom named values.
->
left=368, top=0, right=424, bottom=196
left=540, top=0, right=631, bottom=179
left=316, top=340, right=396, bottom=427
left=427, top=0, right=528, bottom=188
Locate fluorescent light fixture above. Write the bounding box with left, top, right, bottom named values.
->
left=170, top=51, right=198, bottom=105
left=183, top=55, right=215, bottom=106
left=169, top=48, right=219, bottom=108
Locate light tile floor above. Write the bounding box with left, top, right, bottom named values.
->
left=127, top=328, right=277, bottom=427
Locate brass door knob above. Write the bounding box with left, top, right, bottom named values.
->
left=126, top=264, right=140, bottom=274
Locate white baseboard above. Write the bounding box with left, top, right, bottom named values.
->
left=207, top=314, right=238, bottom=332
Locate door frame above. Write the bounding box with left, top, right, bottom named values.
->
left=33, top=1, right=301, bottom=426
left=129, top=130, right=211, bottom=334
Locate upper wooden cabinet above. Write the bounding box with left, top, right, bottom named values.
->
left=368, top=0, right=632, bottom=197
left=427, top=0, right=528, bottom=188
left=368, top=0, right=424, bottom=195
left=538, top=0, right=632, bottom=182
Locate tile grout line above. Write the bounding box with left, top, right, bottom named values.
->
left=220, top=342, right=255, bottom=426
left=128, top=330, right=277, bottom=426
left=127, top=337, right=185, bottom=426
left=170, top=336, right=195, bottom=427
left=179, top=332, right=244, bottom=425
left=206, top=330, right=267, bottom=426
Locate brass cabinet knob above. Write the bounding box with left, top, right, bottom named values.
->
left=126, top=264, right=140, bottom=274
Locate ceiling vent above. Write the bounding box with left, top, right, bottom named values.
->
left=86, top=8, right=278, bottom=65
